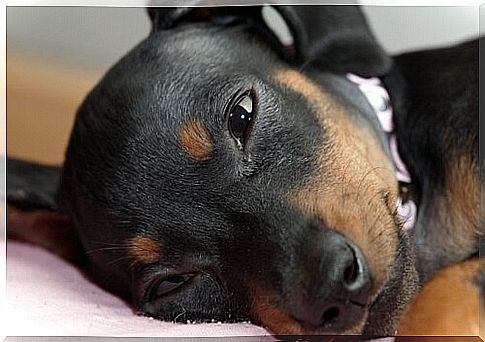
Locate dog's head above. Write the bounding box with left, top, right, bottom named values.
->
left=58, top=6, right=418, bottom=335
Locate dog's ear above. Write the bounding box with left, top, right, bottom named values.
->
left=147, top=7, right=260, bottom=31
left=147, top=5, right=391, bottom=77
left=7, top=157, right=82, bottom=262
left=277, top=6, right=392, bottom=76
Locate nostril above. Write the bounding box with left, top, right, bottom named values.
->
left=321, top=306, right=340, bottom=327
left=343, top=244, right=360, bottom=286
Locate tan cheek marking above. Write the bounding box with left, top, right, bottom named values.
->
left=398, top=258, right=481, bottom=336
left=179, top=118, right=213, bottom=161
left=251, top=286, right=304, bottom=335
left=128, top=236, right=162, bottom=264
left=273, top=69, right=398, bottom=295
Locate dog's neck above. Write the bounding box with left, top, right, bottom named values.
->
left=347, top=73, right=417, bottom=232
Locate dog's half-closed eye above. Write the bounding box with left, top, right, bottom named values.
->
left=148, top=273, right=196, bottom=300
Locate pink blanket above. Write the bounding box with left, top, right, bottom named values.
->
left=5, top=240, right=394, bottom=341
left=5, top=240, right=271, bottom=338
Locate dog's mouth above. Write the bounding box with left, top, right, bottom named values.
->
left=295, top=300, right=370, bottom=335
left=251, top=277, right=400, bottom=336
left=251, top=292, right=369, bottom=336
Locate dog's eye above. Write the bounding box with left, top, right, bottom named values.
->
left=228, top=93, right=254, bottom=148
left=153, top=274, right=194, bottom=298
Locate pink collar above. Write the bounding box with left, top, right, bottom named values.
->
left=347, top=73, right=417, bottom=232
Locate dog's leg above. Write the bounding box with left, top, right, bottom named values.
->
left=398, top=258, right=483, bottom=338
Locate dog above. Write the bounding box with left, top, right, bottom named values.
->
left=7, top=5, right=482, bottom=337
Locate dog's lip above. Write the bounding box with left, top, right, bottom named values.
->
left=361, top=240, right=414, bottom=336
left=285, top=300, right=370, bottom=334
left=349, top=298, right=369, bottom=307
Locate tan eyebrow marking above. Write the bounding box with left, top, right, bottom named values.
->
left=179, top=118, right=213, bottom=161
left=128, top=235, right=162, bottom=264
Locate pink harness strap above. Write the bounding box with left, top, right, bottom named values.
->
left=347, top=73, right=417, bottom=231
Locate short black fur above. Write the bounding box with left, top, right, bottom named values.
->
left=6, top=5, right=479, bottom=337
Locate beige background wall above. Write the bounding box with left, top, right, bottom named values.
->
left=6, top=6, right=481, bottom=165
left=7, top=55, right=98, bottom=165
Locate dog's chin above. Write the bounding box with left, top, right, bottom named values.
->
left=297, top=314, right=368, bottom=336
left=258, top=302, right=369, bottom=336
left=269, top=320, right=367, bottom=337
left=292, top=302, right=388, bottom=336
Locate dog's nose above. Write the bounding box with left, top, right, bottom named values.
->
left=289, top=230, right=371, bottom=331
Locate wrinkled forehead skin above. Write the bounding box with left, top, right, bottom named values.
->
left=60, top=23, right=417, bottom=335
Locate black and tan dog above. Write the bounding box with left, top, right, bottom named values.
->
left=7, top=6, right=482, bottom=337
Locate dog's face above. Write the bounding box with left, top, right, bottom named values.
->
left=59, top=6, right=418, bottom=335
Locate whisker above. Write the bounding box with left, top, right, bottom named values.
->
left=298, top=57, right=317, bottom=73
left=174, top=307, right=187, bottom=322
left=356, top=166, right=387, bottom=195
left=84, top=246, right=130, bottom=255
left=88, top=239, right=131, bottom=247
left=105, top=254, right=133, bottom=267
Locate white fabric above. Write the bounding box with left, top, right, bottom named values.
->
left=5, top=241, right=272, bottom=338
